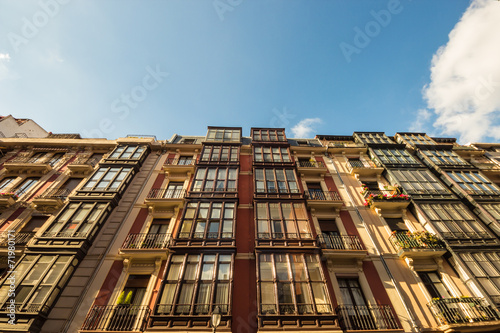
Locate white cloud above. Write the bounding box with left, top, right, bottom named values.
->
left=291, top=118, right=322, bottom=138
left=0, top=53, right=11, bottom=81
left=420, top=0, right=500, bottom=143
left=409, top=108, right=432, bottom=132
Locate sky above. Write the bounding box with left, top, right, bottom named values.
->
left=0, top=0, right=499, bottom=143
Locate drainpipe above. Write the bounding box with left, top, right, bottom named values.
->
left=324, top=148, right=421, bottom=333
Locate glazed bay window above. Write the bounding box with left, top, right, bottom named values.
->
left=482, top=204, right=500, bottom=222
left=447, top=171, right=500, bottom=195
left=390, top=169, right=449, bottom=195
left=0, top=255, right=76, bottom=314
left=108, top=145, right=146, bottom=160
left=256, top=202, right=311, bottom=239
left=419, top=203, right=490, bottom=239
left=421, top=150, right=468, bottom=166
left=206, top=128, right=241, bottom=142
left=252, top=129, right=286, bottom=142
left=157, top=254, right=232, bottom=315
left=43, top=202, right=109, bottom=237
left=82, top=167, right=133, bottom=191
left=460, top=252, right=500, bottom=301
left=254, top=147, right=291, bottom=163
left=354, top=132, right=393, bottom=144
left=200, top=145, right=239, bottom=163
left=191, top=167, right=237, bottom=192
left=259, top=254, right=332, bottom=315
left=178, top=202, right=235, bottom=239
left=400, top=133, right=436, bottom=145
left=255, top=168, right=299, bottom=194
left=372, top=148, right=420, bottom=165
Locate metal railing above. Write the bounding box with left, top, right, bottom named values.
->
left=428, top=297, right=500, bottom=325
left=121, top=233, right=170, bottom=249
left=317, top=234, right=364, bottom=250
left=261, top=303, right=332, bottom=315
left=0, top=232, right=35, bottom=246
left=81, top=305, right=151, bottom=331
left=147, top=188, right=185, bottom=199
left=5, top=156, right=48, bottom=164
left=347, top=159, right=377, bottom=170
left=389, top=232, right=446, bottom=251
left=164, top=158, right=195, bottom=166
left=257, top=232, right=312, bottom=240
left=304, top=190, right=342, bottom=201
left=156, top=303, right=229, bottom=315
left=297, top=160, right=326, bottom=168
left=35, top=188, right=71, bottom=200
left=337, top=305, right=401, bottom=330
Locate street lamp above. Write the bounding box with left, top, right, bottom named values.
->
left=211, top=306, right=221, bottom=333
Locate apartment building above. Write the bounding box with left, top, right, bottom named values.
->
left=1, top=123, right=500, bottom=333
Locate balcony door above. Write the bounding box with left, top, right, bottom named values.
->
left=307, top=182, right=325, bottom=200
left=338, top=278, right=376, bottom=330
left=109, top=275, right=149, bottom=331
left=145, top=219, right=169, bottom=248
left=418, top=272, right=452, bottom=299
left=165, top=182, right=183, bottom=199
left=319, top=220, right=342, bottom=249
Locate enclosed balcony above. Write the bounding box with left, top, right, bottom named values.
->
left=3, top=156, right=52, bottom=175
left=32, top=188, right=70, bottom=213
left=346, top=159, right=384, bottom=180
left=120, top=233, right=170, bottom=258
left=389, top=231, right=447, bottom=259
left=304, top=190, right=343, bottom=210
left=336, top=305, right=402, bottom=331
left=144, top=188, right=185, bottom=218
left=296, top=159, right=328, bottom=176
left=81, top=305, right=151, bottom=331
left=428, top=297, right=500, bottom=332
left=317, top=234, right=366, bottom=260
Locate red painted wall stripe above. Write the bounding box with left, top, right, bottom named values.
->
left=93, top=260, right=124, bottom=306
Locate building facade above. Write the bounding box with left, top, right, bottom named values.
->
left=1, top=124, right=500, bottom=333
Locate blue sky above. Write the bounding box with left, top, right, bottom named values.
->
left=1, top=0, right=499, bottom=143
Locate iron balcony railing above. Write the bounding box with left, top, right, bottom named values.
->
left=0, top=232, right=36, bottom=247
left=0, top=302, right=50, bottom=314
left=164, top=158, right=195, bottom=166
left=297, top=160, right=326, bottom=168
left=261, top=303, right=333, bottom=315
left=347, top=159, right=378, bottom=170
left=337, top=305, right=401, bottom=330
left=81, top=305, right=151, bottom=331
left=35, top=188, right=71, bottom=200
left=6, top=156, right=49, bottom=164
left=156, top=303, right=229, bottom=315
left=317, top=234, right=364, bottom=250
left=199, top=157, right=239, bottom=163
left=147, top=188, right=185, bottom=199
left=69, top=156, right=100, bottom=167
left=121, top=233, right=170, bottom=249
left=428, top=297, right=500, bottom=325
left=304, top=190, right=342, bottom=201
left=256, top=232, right=312, bottom=240
left=389, top=232, right=446, bottom=251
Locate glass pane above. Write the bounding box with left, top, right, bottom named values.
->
left=305, top=255, right=321, bottom=280
left=291, top=255, right=306, bottom=281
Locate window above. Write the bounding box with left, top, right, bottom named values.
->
left=82, top=167, right=133, bottom=191
left=337, top=278, right=378, bottom=329
left=354, top=133, right=393, bottom=144
left=0, top=177, right=16, bottom=191
left=460, top=252, right=500, bottom=301
left=108, top=146, right=146, bottom=160
left=482, top=204, right=500, bottom=222
left=14, top=178, right=38, bottom=197
left=372, top=148, right=420, bottom=165
left=44, top=202, right=108, bottom=237
left=258, top=254, right=332, bottom=315
left=401, top=133, right=436, bottom=145
left=206, top=128, right=241, bottom=142
left=164, top=182, right=184, bottom=198
left=255, top=169, right=298, bottom=194
left=421, top=150, right=468, bottom=166
left=418, top=272, right=452, bottom=299
left=116, top=275, right=149, bottom=306
left=385, top=218, right=408, bottom=232
left=178, top=202, right=235, bottom=239
left=191, top=167, right=237, bottom=192
left=390, top=169, right=449, bottom=195
left=200, top=145, right=239, bottom=163
left=157, top=253, right=232, bottom=315
left=29, top=152, right=46, bottom=163
left=252, top=129, right=286, bottom=142
left=419, top=203, right=490, bottom=239
left=0, top=255, right=76, bottom=313
left=254, top=147, right=291, bottom=163
left=256, top=202, right=311, bottom=239
left=447, top=171, right=500, bottom=195
left=48, top=153, right=64, bottom=167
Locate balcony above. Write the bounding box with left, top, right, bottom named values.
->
left=296, top=159, right=328, bottom=177
left=3, top=156, right=52, bottom=175
left=81, top=305, right=151, bottom=331
left=337, top=305, right=401, bottom=331
left=162, top=157, right=195, bottom=176
left=389, top=232, right=446, bottom=259
left=317, top=234, right=366, bottom=260
left=346, top=159, right=384, bottom=180
left=428, top=297, right=500, bottom=331
left=32, top=188, right=71, bottom=213
left=304, top=190, right=343, bottom=210
left=364, top=190, right=410, bottom=214
left=0, top=194, right=18, bottom=212
left=120, top=233, right=170, bottom=258
left=145, top=188, right=185, bottom=218
left=67, top=155, right=99, bottom=175
left=0, top=232, right=35, bottom=247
